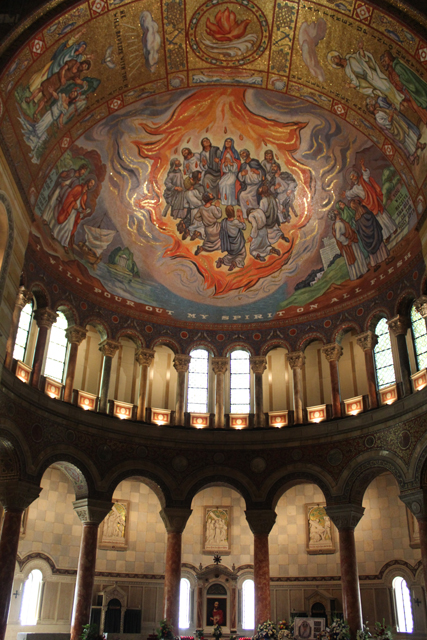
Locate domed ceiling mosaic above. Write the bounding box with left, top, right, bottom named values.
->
left=1, top=0, right=427, bottom=327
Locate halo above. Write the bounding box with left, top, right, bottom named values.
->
left=327, top=51, right=342, bottom=69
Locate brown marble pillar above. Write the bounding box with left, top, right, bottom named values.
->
left=64, top=326, right=87, bottom=403
left=212, top=357, right=228, bottom=429
left=400, top=490, right=427, bottom=594
left=326, top=504, right=364, bottom=639
left=322, top=343, right=343, bottom=418
left=4, top=287, right=33, bottom=370
left=173, top=355, right=191, bottom=426
left=98, top=339, right=120, bottom=413
left=245, top=510, right=276, bottom=627
left=286, top=351, right=305, bottom=424
left=31, top=308, right=58, bottom=389
left=356, top=331, right=378, bottom=409
left=388, top=315, right=411, bottom=397
left=160, top=507, right=192, bottom=633
left=250, top=356, right=267, bottom=428
left=71, top=499, right=113, bottom=640
left=135, top=348, right=155, bottom=421
left=0, top=481, right=41, bottom=640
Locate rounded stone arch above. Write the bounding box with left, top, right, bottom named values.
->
left=395, top=289, right=417, bottom=319
left=29, top=282, right=50, bottom=309
left=410, top=433, right=427, bottom=488
left=266, top=469, right=335, bottom=511
left=380, top=560, right=418, bottom=587
left=365, top=307, right=391, bottom=332
left=297, top=332, right=327, bottom=352
left=223, top=342, right=255, bottom=357
left=150, top=336, right=181, bottom=354
left=0, top=191, right=14, bottom=305
left=0, top=435, right=21, bottom=481
left=114, top=329, right=145, bottom=350
left=332, top=322, right=361, bottom=345
left=83, top=316, right=110, bottom=341
left=185, top=340, right=218, bottom=357
left=102, top=466, right=171, bottom=508
left=260, top=339, right=291, bottom=356
left=54, top=301, right=79, bottom=327
left=34, top=455, right=96, bottom=500
left=180, top=470, right=258, bottom=510
left=338, top=455, right=407, bottom=506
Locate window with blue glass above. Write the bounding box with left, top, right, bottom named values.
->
left=411, top=304, right=427, bottom=370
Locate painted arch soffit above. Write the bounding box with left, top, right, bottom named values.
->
left=1, top=0, right=427, bottom=327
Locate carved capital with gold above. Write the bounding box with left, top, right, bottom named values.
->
left=356, top=331, right=377, bottom=352
left=387, top=315, right=410, bottom=337
left=0, top=480, right=41, bottom=511
left=245, top=509, right=277, bottom=535
left=286, top=351, right=305, bottom=370
left=415, top=296, right=427, bottom=320
left=66, top=325, right=87, bottom=346
left=160, top=507, right=192, bottom=533
left=16, top=287, right=33, bottom=310
left=73, top=498, right=113, bottom=525
left=173, top=354, right=191, bottom=373
left=212, top=357, right=228, bottom=375
left=326, top=504, right=364, bottom=530
left=34, top=307, right=58, bottom=330
left=400, top=489, right=427, bottom=521
left=250, top=356, right=267, bottom=375
left=135, top=348, right=155, bottom=368
left=99, top=339, right=120, bottom=358
left=322, top=343, right=343, bottom=362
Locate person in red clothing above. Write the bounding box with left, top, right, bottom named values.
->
left=55, top=176, right=96, bottom=250
left=210, top=602, right=224, bottom=626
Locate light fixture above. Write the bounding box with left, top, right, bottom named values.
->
left=411, top=369, right=427, bottom=392
left=151, top=408, right=171, bottom=425
left=77, top=390, right=97, bottom=411
left=113, top=400, right=133, bottom=420
left=379, top=383, right=398, bottom=406
left=343, top=396, right=364, bottom=416
left=268, top=410, right=289, bottom=428
left=15, top=361, right=31, bottom=384
left=307, top=404, right=327, bottom=423
left=230, top=414, right=248, bottom=429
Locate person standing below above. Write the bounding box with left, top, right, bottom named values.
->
left=181, top=148, right=201, bottom=188
left=350, top=197, right=393, bottom=272
left=163, top=157, right=186, bottom=220
left=261, top=149, right=276, bottom=183
left=259, top=183, right=290, bottom=244
left=194, top=193, right=222, bottom=256
left=200, top=137, right=221, bottom=198
left=237, top=149, right=265, bottom=218
left=329, top=207, right=368, bottom=280
left=181, top=170, right=205, bottom=240
left=219, top=138, right=240, bottom=206
left=217, top=206, right=246, bottom=271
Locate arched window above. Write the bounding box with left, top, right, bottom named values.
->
left=13, top=301, right=33, bottom=362
left=374, top=318, right=396, bottom=389
left=20, top=569, right=43, bottom=625
left=411, top=305, right=427, bottom=370
left=187, top=348, right=209, bottom=413
left=179, top=577, right=191, bottom=629
left=44, top=312, right=68, bottom=382
left=230, top=350, right=250, bottom=413
left=242, top=579, right=254, bottom=630
left=392, top=576, right=414, bottom=633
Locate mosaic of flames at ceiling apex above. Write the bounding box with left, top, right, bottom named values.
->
left=1, top=0, right=427, bottom=324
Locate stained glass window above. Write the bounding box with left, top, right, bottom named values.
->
left=179, top=577, right=191, bottom=629
left=242, top=578, right=255, bottom=630
left=13, top=301, right=33, bottom=362
left=374, top=318, right=396, bottom=389
left=187, top=348, right=209, bottom=413
left=20, top=569, right=43, bottom=625
left=230, top=350, right=250, bottom=413
left=44, top=312, right=68, bottom=383
left=411, top=305, right=427, bottom=370
left=392, top=576, right=414, bottom=633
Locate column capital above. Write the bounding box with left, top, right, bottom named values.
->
left=356, top=330, right=377, bottom=352
left=16, top=287, right=33, bottom=310
left=34, top=307, right=58, bottom=329
left=212, top=356, right=229, bottom=375
left=173, top=354, right=191, bottom=373
left=325, top=504, right=365, bottom=530
left=415, top=296, right=427, bottom=319
left=322, top=343, right=343, bottom=362
left=135, top=348, right=155, bottom=367
left=245, top=509, right=277, bottom=535
left=160, top=507, right=192, bottom=533
left=387, top=315, right=410, bottom=336
left=250, top=356, right=267, bottom=375
left=73, top=498, right=113, bottom=525
left=99, top=339, right=120, bottom=358
left=399, top=489, right=427, bottom=520
left=0, top=480, right=41, bottom=511
left=286, top=351, right=305, bottom=370
left=66, top=325, right=87, bottom=346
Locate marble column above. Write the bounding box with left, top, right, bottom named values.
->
left=4, top=287, right=33, bottom=370
left=160, top=507, right=192, bottom=633
left=326, top=504, right=365, bottom=639
left=245, top=509, right=277, bottom=627
left=286, top=351, right=305, bottom=424
left=135, top=348, right=155, bottom=421
left=64, top=326, right=87, bottom=403
left=212, top=357, right=228, bottom=429
left=0, top=481, right=41, bottom=640
left=71, top=499, right=113, bottom=640
left=98, top=339, right=120, bottom=413
left=356, top=331, right=378, bottom=409
left=173, top=355, right=191, bottom=426
left=400, top=489, right=427, bottom=595
left=31, top=308, right=58, bottom=389
left=388, top=315, right=411, bottom=396
left=250, top=356, right=267, bottom=428
left=322, top=343, right=343, bottom=418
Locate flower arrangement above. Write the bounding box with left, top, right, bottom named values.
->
left=157, top=620, right=175, bottom=640
left=196, top=631, right=204, bottom=640
left=357, top=624, right=372, bottom=640
left=372, top=621, right=393, bottom=640
left=79, top=624, right=105, bottom=640
left=318, top=618, right=350, bottom=640
left=253, top=620, right=279, bottom=640
left=212, top=625, right=222, bottom=640
left=278, top=620, right=293, bottom=640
